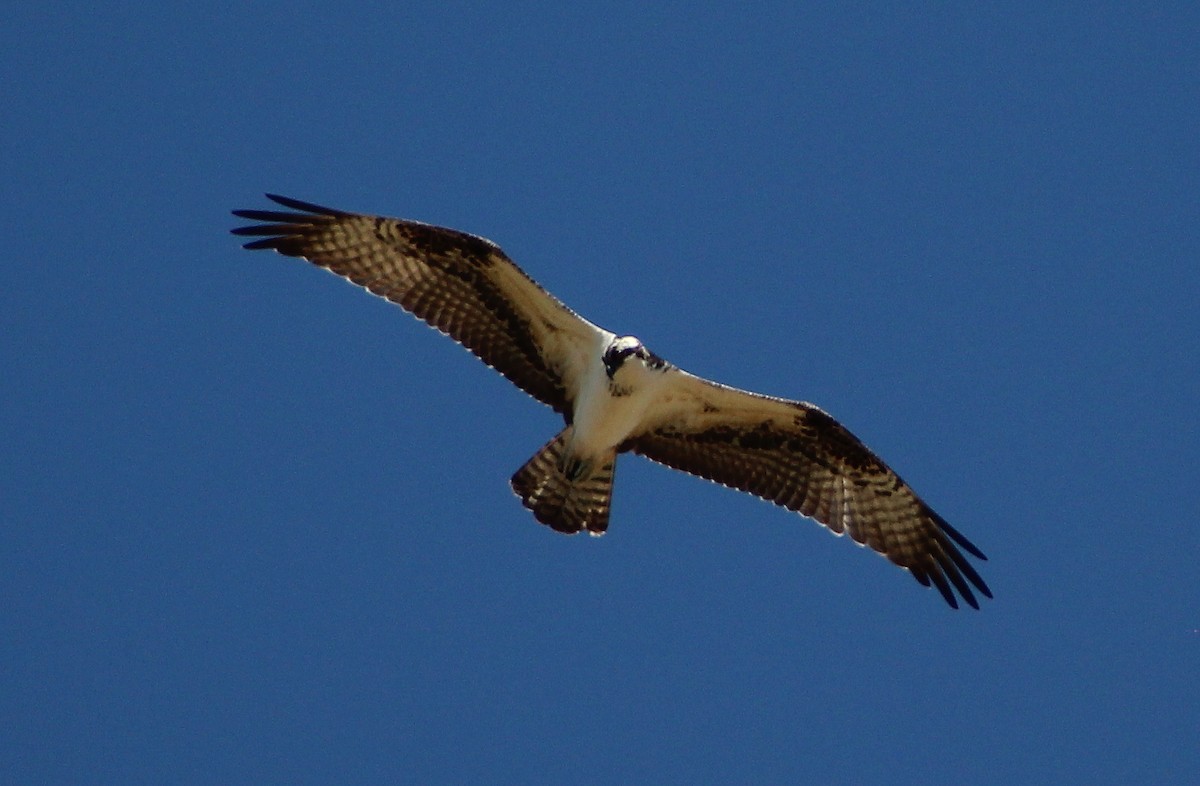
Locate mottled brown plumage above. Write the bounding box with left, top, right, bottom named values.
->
left=232, top=194, right=992, bottom=609
left=626, top=391, right=987, bottom=608
left=233, top=194, right=591, bottom=414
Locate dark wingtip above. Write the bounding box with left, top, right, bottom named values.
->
left=927, top=569, right=960, bottom=609
left=263, top=193, right=345, bottom=216
left=231, top=194, right=344, bottom=253
left=935, top=514, right=993, bottom=607
left=933, top=512, right=988, bottom=561
left=230, top=194, right=345, bottom=225
left=952, top=575, right=980, bottom=610
left=240, top=237, right=286, bottom=251
left=956, top=554, right=993, bottom=601
left=912, top=558, right=988, bottom=610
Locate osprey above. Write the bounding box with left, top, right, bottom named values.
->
left=232, top=194, right=992, bottom=609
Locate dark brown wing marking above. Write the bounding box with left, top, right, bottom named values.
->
left=232, top=194, right=597, bottom=413
left=628, top=399, right=991, bottom=609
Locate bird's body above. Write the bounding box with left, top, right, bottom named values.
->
left=572, top=336, right=670, bottom=461
left=232, top=194, right=992, bottom=609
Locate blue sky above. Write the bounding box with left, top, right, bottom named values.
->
left=2, top=3, right=1197, bottom=783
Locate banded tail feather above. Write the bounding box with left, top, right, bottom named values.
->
left=511, top=428, right=616, bottom=535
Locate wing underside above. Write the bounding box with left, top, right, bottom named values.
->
left=232, top=194, right=603, bottom=413
left=232, top=195, right=991, bottom=609
left=629, top=374, right=991, bottom=609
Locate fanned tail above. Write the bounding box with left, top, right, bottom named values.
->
left=510, top=428, right=616, bottom=535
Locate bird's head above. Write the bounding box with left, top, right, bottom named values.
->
left=603, top=335, right=665, bottom=378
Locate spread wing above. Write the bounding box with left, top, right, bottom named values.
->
left=231, top=194, right=605, bottom=414
left=628, top=371, right=991, bottom=609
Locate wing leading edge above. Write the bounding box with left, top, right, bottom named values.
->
left=232, top=194, right=603, bottom=414
left=629, top=372, right=991, bottom=609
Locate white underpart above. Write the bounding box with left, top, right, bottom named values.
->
left=568, top=336, right=671, bottom=463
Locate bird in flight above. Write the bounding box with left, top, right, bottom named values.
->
left=232, top=194, right=991, bottom=609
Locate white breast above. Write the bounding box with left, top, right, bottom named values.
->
left=569, top=355, right=671, bottom=461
